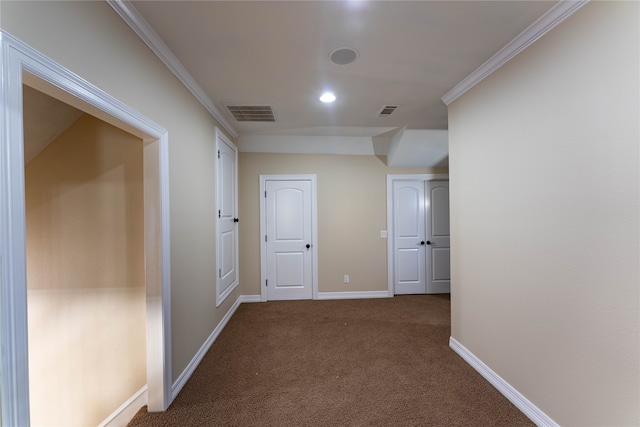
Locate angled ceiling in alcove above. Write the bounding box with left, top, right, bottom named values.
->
left=22, top=85, right=84, bottom=164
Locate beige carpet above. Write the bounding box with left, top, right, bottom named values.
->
left=128, top=295, right=533, bottom=426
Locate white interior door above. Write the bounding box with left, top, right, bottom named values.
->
left=393, top=181, right=426, bottom=295
left=216, top=130, right=239, bottom=306
left=426, top=181, right=450, bottom=293
left=265, top=180, right=314, bottom=300
left=389, top=175, right=450, bottom=296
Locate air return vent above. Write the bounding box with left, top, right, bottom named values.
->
left=225, top=105, right=276, bottom=122
left=378, top=105, right=398, bottom=117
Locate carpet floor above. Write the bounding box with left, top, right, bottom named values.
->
left=128, top=295, right=534, bottom=426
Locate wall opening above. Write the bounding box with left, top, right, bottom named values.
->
left=0, top=32, right=172, bottom=426
left=23, top=86, right=147, bottom=426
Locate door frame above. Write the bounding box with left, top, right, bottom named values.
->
left=386, top=174, right=448, bottom=296
left=259, top=175, right=318, bottom=302
left=0, top=31, right=172, bottom=425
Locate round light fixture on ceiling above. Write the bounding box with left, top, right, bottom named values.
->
left=319, top=92, right=336, bottom=103
left=330, top=47, right=359, bottom=66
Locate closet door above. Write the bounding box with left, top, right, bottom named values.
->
left=426, top=181, right=450, bottom=294
left=216, top=129, right=239, bottom=306
left=390, top=177, right=450, bottom=295
left=393, top=180, right=426, bottom=295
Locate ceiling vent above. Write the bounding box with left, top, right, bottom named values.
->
left=378, top=105, right=399, bottom=117
left=225, top=105, right=276, bottom=122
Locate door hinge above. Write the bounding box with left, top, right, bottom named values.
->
left=218, top=269, right=221, bottom=278
left=218, top=210, right=221, bottom=218
left=266, top=279, right=268, bottom=287
left=265, top=235, right=268, bottom=242
left=264, top=190, right=267, bottom=198
left=217, top=150, right=220, bottom=159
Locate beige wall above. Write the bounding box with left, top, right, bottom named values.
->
left=239, top=152, right=446, bottom=295
left=448, top=2, right=639, bottom=425
left=25, top=114, right=146, bottom=426
left=1, top=0, right=237, bottom=387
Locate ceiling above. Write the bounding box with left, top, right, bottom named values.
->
left=22, top=85, right=84, bottom=164
left=23, top=1, right=560, bottom=168
left=130, top=0, right=556, bottom=141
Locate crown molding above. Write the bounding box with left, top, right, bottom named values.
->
left=442, top=0, right=589, bottom=105
left=107, top=0, right=240, bottom=139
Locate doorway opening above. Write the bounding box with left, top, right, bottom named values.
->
left=24, top=85, right=147, bottom=426
left=0, top=33, right=171, bottom=426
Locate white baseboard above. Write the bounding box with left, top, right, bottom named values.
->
left=239, top=294, right=262, bottom=303
left=171, top=296, right=242, bottom=399
left=317, top=291, right=390, bottom=300
left=98, top=386, right=147, bottom=427
left=449, top=337, right=558, bottom=427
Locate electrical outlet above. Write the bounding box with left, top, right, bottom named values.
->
left=344, top=275, right=350, bottom=284
left=380, top=230, right=388, bottom=239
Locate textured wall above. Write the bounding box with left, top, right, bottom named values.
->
left=448, top=2, right=639, bottom=425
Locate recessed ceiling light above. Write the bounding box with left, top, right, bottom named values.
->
left=319, top=92, right=336, bottom=103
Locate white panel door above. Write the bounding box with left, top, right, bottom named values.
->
left=265, top=180, right=313, bottom=300
left=216, top=131, right=239, bottom=306
left=426, top=181, right=450, bottom=294
left=393, top=181, right=426, bottom=294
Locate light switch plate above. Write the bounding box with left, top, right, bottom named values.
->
left=380, top=230, right=388, bottom=239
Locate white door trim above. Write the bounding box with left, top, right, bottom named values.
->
left=0, top=30, right=172, bottom=425
left=259, top=175, right=318, bottom=302
left=386, top=174, right=449, bottom=296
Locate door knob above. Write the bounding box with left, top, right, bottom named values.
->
left=420, top=241, right=425, bottom=245
left=426, top=241, right=432, bottom=245
left=306, top=244, right=311, bottom=249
